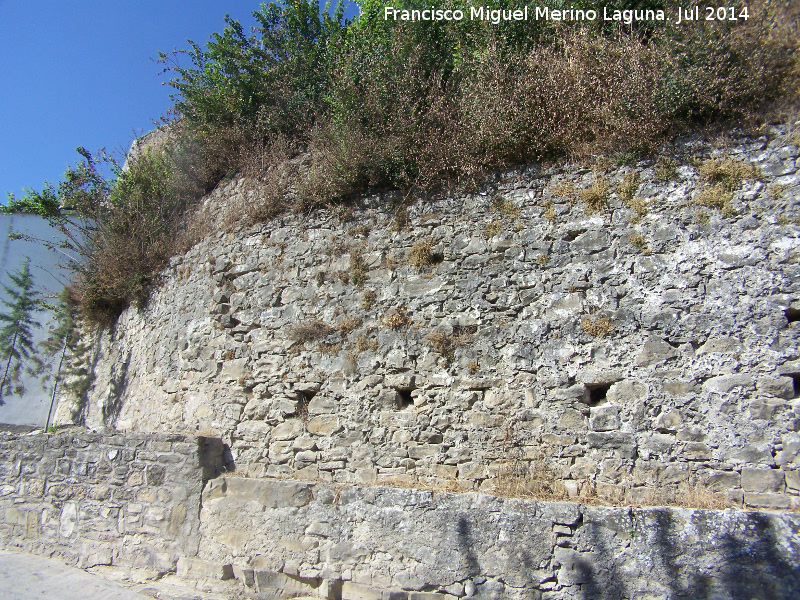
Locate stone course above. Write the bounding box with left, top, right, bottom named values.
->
left=1, top=431, right=799, bottom=598
left=54, top=125, right=800, bottom=507
left=0, top=430, right=225, bottom=570
left=196, top=476, right=800, bottom=600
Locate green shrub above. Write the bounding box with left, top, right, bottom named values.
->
left=10, top=0, right=799, bottom=326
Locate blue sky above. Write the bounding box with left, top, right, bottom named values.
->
left=0, top=1, right=357, bottom=202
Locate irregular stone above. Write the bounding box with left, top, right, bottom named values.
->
left=589, top=406, right=619, bottom=432
left=606, top=380, right=647, bottom=404
left=223, top=478, right=313, bottom=508
left=703, top=374, right=753, bottom=394
left=741, top=468, right=784, bottom=493
left=635, top=338, right=678, bottom=367
left=654, top=409, right=682, bottom=432
left=696, top=337, right=742, bottom=355
left=757, top=376, right=795, bottom=399
left=255, top=570, right=324, bottom=599
left=177, top=557, right=233, bottom=580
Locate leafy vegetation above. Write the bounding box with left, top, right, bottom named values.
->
left=6, top=0, right=800, bottom=325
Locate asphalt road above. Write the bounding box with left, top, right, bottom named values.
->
left=0, top=550, right=151, bottom=600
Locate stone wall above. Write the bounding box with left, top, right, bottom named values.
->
left=196, top=476, right=800, bottom=600
left=0, top=430, right=226, bottom=570
left=55, top=124, right=800, bottom=508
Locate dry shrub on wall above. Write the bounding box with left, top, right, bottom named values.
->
left=452, top=31, right=667, bottom=170
left=203, top=1, right=800, bottom=216
left=659, top=1, right=800, bottom=125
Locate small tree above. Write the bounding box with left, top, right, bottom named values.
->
left=0, top=259, right=44, bottom=405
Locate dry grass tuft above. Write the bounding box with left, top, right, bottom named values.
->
left=392, top=207, right=408, bottom=231
left=408, top=239, right=442, bottom=270
left=490, top=195, right=521, bottom=219
left=360, top=289, right=376, bottom=310
left=699, top=158, right=760, bottom=190
left=338, top=316, right=362, bottom=334
left=542, top=200, right=556, bottom=222
left=626, top=196, right=649, bottom=216
left=288, top=319, right=336, bottom=343
left=349, top=251, right=367, bottom=287
left=617, top=171, right=641, bottom=202
left=549, top=181, right=577, bottom=199
left=580, top=316, right=613, bottom=337
left=427, top=326, right=474, bottom=361
left=654, top=157, right=679, bottom=181
left=695, top=184, right=733, bottom=209
left=383, top=306, right=412, bottom=328
left=484, top=220, right=503, bottom=238
left=493, top=456, right=568, bottom=501
left=316, top=341, right=341, bottom=355
left=579, top=175, right=610, bottom=214
left=629, top=234, right=650, bottom=253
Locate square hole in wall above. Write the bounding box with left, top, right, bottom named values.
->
left=790, top=374, right=800, bottom=399
left=786, top=308, right=800, bottom=324
left=296, top=390, right=316, bottom=416
left=396, top=388, right=413, bottom=409
left=583, top=383, right=611, bottom=406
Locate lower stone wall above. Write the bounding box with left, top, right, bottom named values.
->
left=197, top=477, right=800, bottom=600
left=2, top=430, right=799, bottom=599
left=0, top=429, right=225, bottom=570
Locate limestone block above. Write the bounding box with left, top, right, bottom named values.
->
left=701, top=470, right=740, bottom=492
left=309, top=395, right=336, bottom=414
left=232, top=565, right=255, bottom=587
left=342, top=581, right=407, bottom=600
left=662, top=380, right=697, bottom=396
left=702, top=374, right=753, bottom=394
left=376, top=389, right=402, bottom=410
left=272, top=419, right=305, bottom=441
left=749, top=399, right=787, bottom=421
left=784, top=470, right=800, bottom=492
left=269, top=441, right=293, bottom=463
left=4, top=506, right=27, bottom=526
left=220, top=477, right=313, bottom=508
left=408, top=444, right=441, bottom=460
left=177, top=557, right=233, bottom=580
left=635, top=338, right=678, bottom=366
left=59, top=502, right=78, bottom=537
left=744, top=493, right=791, bottom=509
left=725, top=445, right=773, bottom=466
left=558, top=409, right=586, bottom=430
left=606, top=380, right=648, bottom=404
left=641, top=433, right=676, bottom=456
left=221, top=358, right=248, bottom=382
left=653, top=409, right=682, bottom=432
left=146, top=465, right=166, bottom=486
left=683, top=442, right=713, bottom=461
left=307, top=416, right=343, bottom=436
left=741, top=468, right=784, bottom=493
left=757, top=376, right=795, bottom=399
left=658, top=464, right=690, bottom=485
left=776, top=433, right=800, bottom=466
left=589, top=406, right=619, bottom=432
left=696, top=337, right=742, bottom=354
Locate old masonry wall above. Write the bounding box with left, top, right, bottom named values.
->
left=54, top=124, right=800, bottom=509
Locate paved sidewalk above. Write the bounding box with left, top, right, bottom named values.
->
left=0, top=549, right=152, bottom=600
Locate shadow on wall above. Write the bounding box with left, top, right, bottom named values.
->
left=101, top=350, right=130, bottom=428
left=449, top=507, right=799, bottom=599
left=456, top=514, right=541, bottom=599
left=572, top=510, right=800, bottom=600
